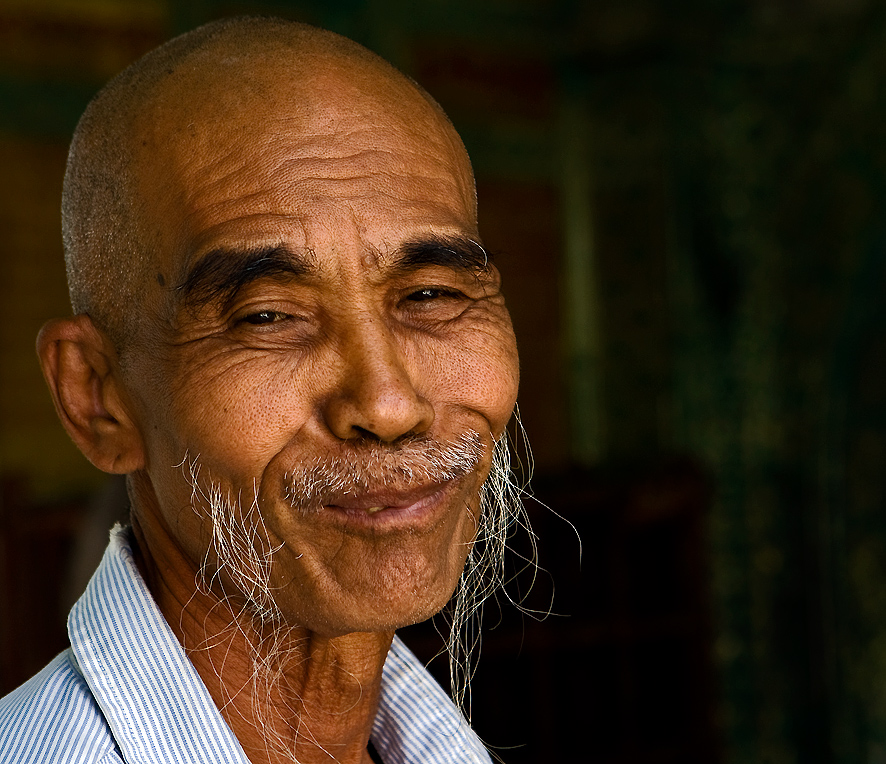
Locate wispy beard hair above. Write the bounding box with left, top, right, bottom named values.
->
left=181, top=422, right=534, bottom=749
left=443, top=423, right=537, bottom=718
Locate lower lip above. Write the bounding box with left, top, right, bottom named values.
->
left=322, top=482, right=458, bottom=532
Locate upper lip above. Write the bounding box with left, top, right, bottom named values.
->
left=324, top=480, right=450, bottom=512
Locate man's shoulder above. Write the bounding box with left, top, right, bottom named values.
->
left=0, top=650, right=121, bottom=764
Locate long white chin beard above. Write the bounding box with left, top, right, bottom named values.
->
left=195, top=470, right=284, bottom=629
left=180, top=421, right=534, bottom=724
left=443, top=427, right=535, bottom=718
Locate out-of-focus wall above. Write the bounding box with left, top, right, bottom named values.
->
left=0, top=0, right=167, bottom=499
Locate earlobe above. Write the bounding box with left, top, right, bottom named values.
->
left=36, top=315, right=145, bottom=474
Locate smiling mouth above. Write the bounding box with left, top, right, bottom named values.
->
left=320, top=480, right=461, bottom=528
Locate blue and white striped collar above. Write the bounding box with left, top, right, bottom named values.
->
left=69, top=525, right=491, bottom=764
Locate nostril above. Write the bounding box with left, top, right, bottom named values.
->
left=348, top=427, right=421, bottom=445
left=323, top=386, right=435, bottom=443
left=351, top=425, right=378, bottom=440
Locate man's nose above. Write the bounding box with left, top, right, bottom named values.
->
left=321, top=315, right=435, bottom=442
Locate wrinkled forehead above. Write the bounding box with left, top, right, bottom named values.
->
left=128, top=47, right=477, bottom=271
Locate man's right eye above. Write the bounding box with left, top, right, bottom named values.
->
left=404, top=287, right=466, bottom=303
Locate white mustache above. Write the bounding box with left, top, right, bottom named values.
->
left=282, top=430, right=484, bottom=511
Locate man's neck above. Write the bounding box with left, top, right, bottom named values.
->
left=185, top=609, right=391, bottom=764
left=130, top=515, right=392, bottom=764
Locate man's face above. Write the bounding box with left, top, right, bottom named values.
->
left=122, top=60, right=520, bottom=636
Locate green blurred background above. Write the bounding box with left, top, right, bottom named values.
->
left=2, top=1, right=886, bottom=762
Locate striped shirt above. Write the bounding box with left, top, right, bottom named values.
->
left=0, top=526, right=491, bottom=764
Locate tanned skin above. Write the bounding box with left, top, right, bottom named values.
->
left=37, top=22, right=519, bottom=764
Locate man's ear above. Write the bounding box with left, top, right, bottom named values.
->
left=36, top=315, right=145, bottom=474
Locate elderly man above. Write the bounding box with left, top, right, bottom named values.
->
left=0, top=15, right=523, bottom=764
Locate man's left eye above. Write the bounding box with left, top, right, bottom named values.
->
left=240, top=310, right=286, bottom=325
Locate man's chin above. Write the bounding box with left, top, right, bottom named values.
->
left=265, top=568, right=461, bottom=638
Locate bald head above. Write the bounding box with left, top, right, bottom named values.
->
left=43, top=12, right=520, bottom=664
left=63, top=16, right=475, bottom=350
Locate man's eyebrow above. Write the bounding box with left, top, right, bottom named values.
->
left=175, top=245, right=316, bottom=310
left=393, top=235, right=492, bottom=274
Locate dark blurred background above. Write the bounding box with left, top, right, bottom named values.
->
left=2, top=0, right=886, bottom=762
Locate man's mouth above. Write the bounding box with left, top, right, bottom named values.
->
left=282, top=430, right=485, bottom=517
left=323, top=480, right=455, bottom=519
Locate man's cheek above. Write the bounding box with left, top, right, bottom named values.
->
left=444, top=352, right=519, bottom=427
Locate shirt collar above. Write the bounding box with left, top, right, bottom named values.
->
left=374, top=639, right=491, bottom=764
left=69, top=525, right=250, bottom=764
left=68, top=525, right=490, bottom=764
